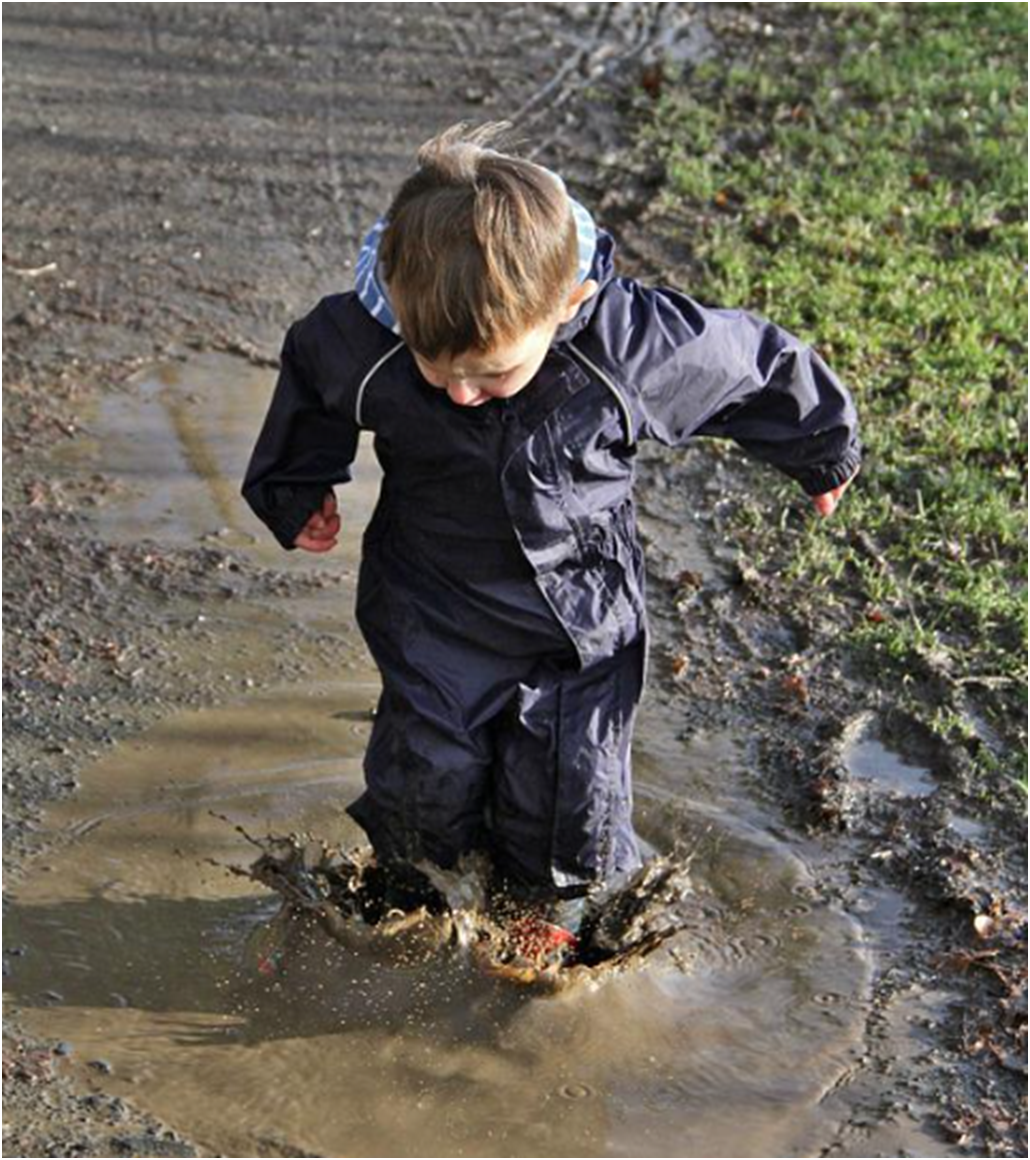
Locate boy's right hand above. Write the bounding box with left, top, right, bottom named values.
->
left=293, top=492, right=340, bottom=552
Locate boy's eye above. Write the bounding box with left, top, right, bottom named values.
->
left=412, top=352, right=515, bottom=389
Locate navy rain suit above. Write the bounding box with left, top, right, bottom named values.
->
left=241, top=210, right=861, bottom=897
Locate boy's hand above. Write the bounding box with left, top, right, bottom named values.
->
left=293, top=492, right=340, bottom=552
left=811, top=467, right=858, bottom=518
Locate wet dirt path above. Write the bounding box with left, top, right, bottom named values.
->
left=7, top=352, right=987, bottom=1158
left=4, top=4, right=1023, bottom=1157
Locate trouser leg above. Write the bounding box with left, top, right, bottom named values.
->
left=346, top=682, right=493, bottom=871
left=490, top=635, right=646, bottom=896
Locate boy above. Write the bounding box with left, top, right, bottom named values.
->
left=241, top=122, right=859, bottom=945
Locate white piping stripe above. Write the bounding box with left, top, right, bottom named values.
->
left=566, top=343, right=637, bottom=448
left=352, top=341, right=403, bottom=429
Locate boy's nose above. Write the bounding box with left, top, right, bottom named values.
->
left=446, top=380, right=481, bottom=405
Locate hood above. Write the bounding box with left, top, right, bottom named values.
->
left=354, top=167, right=616, bottom=345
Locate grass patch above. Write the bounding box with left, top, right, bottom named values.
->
left=638, top=4, right=1027, bottom=763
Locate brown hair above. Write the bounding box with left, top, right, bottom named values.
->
left=378, top=121, right=579, bottom=359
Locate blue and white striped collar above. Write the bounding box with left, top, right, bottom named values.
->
left=354, top=166, right=598, bottom=336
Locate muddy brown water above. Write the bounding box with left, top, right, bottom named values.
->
left=6, top=356, right=875, bottom=1158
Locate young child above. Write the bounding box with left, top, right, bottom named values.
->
left=241, top=122, right=860, bottom=943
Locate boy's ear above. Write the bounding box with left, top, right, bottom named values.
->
left=557, top=279, right=599, bottom=323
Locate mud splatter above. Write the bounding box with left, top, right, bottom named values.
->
left=234, top=829, right=696, bottom=991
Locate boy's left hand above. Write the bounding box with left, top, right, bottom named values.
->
left=811, top=468, right=858, bottom=518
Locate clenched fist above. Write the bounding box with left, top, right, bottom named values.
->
left=293, top=492, right=340, bottom=552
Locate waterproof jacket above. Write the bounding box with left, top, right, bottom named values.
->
left=241, top=226, right=861, bottom=673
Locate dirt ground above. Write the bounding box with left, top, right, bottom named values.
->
left=3, top=3, right=1026, bottom=1157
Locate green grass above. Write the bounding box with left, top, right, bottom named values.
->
left=639, top=3, right=1027, bottom=766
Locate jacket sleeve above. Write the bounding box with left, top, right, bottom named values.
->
left=603, top=280, right=862, bottom=496
left=240, top=321, right=360, bottom=550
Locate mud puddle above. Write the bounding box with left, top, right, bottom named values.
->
left=5, top=686, right=874, bottom=1158
left=6, top=356, right=876, bottom=1156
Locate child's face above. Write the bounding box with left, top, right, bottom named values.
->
left=411, top=321, right=558, bottom=407
left=410, top=280, right=598, bottom=408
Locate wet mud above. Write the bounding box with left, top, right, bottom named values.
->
left=4, top=4, right=1025, bottom=1158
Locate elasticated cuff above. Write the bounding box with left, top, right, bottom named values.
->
left=794, top=442, right=863, bottom=497
left=264, top=485, right=335, bottom=551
